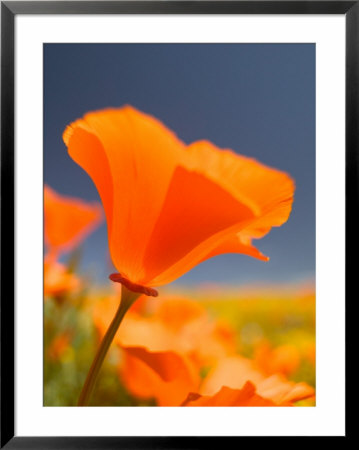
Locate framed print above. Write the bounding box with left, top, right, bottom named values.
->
left=1, top=0, right=355, bottom=446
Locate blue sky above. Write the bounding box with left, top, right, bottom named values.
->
left=44, top=43, right=315, bottom=287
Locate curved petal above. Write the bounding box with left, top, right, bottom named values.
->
left=186, top=140, right=295, bottom=226
left=64, top=107, right=186, bottom=283
left=63, top=125, right=114, bottom=237
left=142, top=166, right=256, bottom=285
left=120, top=347, right=200, bottom=406
left=181, top=382, right=275, bottom=407
left=200, top=232, right=270, bottom=264
left=200, top=356, right=314, bottom=406
left=147, top=141, right=294, bottom=285
left=122, top=347, right=194, bottom=383
left=44, top=185, right=102, bottom=256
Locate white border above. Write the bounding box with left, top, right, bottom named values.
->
left=15, top=15, right=345, bottom=436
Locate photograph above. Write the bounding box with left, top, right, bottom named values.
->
left=43, top=43, right=316, bottom=407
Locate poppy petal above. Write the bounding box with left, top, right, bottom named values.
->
left=186, top=140, right=295, bottom=227
left=44, top=185, right=102, bottom=256
left=120, top=347, right=200, bottom=406
left=143, top=166, right=256, bottom=285
left=200, top=232, right=269, bottom=263
left=147, top=141, right=294, bottom=285
left=182, top=382, right=276, bottom=407
left=200, top=356, right=314, bottom=406
left=64, top=106, right=186, bottom=284
left=122, top=346, right=195, bottom=383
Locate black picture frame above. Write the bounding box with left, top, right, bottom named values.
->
left=1, top=1, right=355, bottom=447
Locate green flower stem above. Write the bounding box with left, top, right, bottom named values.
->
left=78, top=285, right=139, bottom=406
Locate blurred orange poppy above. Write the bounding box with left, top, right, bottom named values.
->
left=200, top=355, right=315, bottom=406
left=44, top=257, right=81, bottom=298
left=44, top=185, right=102, bottom=259
left=121, top=347, right=200, bottom=406
left=64, top=106, right=294, bottom=294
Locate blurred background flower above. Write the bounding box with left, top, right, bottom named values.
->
left=44, top=185, right=102, bottom=300
left=44, top=185, right=102, bottom=260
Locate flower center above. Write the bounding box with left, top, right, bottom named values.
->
left=109, top=273, right=158, bottom=297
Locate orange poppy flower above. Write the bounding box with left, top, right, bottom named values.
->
left=200, top=355, right=315, bottom=406
left=44, top=185, right=103, bottom=258
left=63, top=106, right=294, bottom=294
left=44, top=257, right=81, bottom=298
